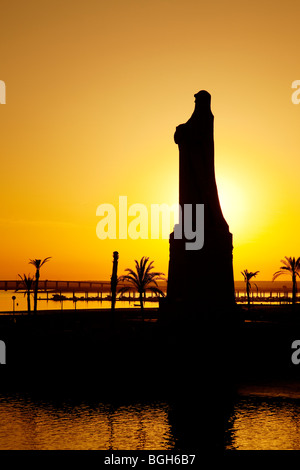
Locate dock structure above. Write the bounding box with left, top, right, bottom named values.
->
left=0, top=280, right=297, bottom=304
left=0, top=279, right=109, bottom=293
left=0, top=280, right=166, bottom=303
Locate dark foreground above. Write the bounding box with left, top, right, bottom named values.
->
left=1, top=304, right=300, bottom=452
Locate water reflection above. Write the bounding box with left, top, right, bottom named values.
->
left=4, top=385, right=300, bottom=450
left=0, top=394, right=176, bottom=450
left=0, top=290, right=160, bottom=313
left=226, top=386, right=300, bottom=450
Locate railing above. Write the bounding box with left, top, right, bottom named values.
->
left=0, top=280, right=168, bottom=294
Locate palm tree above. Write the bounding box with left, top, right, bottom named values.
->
left=272, top=256, right=300, bottom=305
left=18, top=274, right=34, bottom=314
left=241, top=269, right=259, bottom=308
left=29, top=257, right=51, bottom=314
left=118, top=256, right=165, bottom=321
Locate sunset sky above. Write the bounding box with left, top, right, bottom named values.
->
left=0, top=0, right=300, bottom=282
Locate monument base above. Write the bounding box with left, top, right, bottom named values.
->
left=167, top=225, right=236, bottom=310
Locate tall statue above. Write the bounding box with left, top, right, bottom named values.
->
left=165, top=91, right=238, bottom=453
left=167, top=90, right=236, bottom=313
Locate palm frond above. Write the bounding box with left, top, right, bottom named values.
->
left=29, top=257, right=51, bottom=268
left=18, top=273, right=34, bottom=288
left=241, top=269, right=259, bottom=281
left=119, top=256, right=165, bottom=300
left=117, top=286, right=132, bottom=295
left=272, top=270, right=285, bottom=281
left=124, top=268, right=139, bottom=282
left=40, top=257, right=52, bottom=267
left=135, top=257, right=150, bottom=284
left=119, top=273, right=139, bottom=290
left=273, top=256, right=300, bottom=281
left=144, top=259, right=154, bottom=277
left=29, top=259, right=39, bottom=268
left=146, top=287, right=165, bottom=297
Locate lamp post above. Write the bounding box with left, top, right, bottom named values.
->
left=12, top=295, right=16, bottom=315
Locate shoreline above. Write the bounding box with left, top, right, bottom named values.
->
left=1, top=302, right=299, bottom=317
left=0, top=303, right=299, bottom=411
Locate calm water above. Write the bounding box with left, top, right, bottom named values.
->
left=0, top=394, right=175, bottom=450
left=1, top=288, right=293, bottom=313
left=0, top=291, right=159, bottom=313
left=2, top=383, right=300, bottom=449
left=225, top=382, right=300, bottom=450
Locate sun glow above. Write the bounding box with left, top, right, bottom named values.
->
left=217, top=175, right=249, bottom=235
left=1, top=1, right=300, bottom=282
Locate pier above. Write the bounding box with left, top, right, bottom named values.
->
left=0, top=279, right=297, bottom=304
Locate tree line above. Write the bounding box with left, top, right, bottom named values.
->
left=242, top=256, right=300, bottom=308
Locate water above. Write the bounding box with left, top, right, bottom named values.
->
left=0, top=284, right=294, bottom=313
left=0, top=394, right=175, bottom=450
left=226, top=396, right=300, bottom=450
left=0, top=291, right=159, bottom=313
left=2, top=383, right=300, bottom=450
left=225, top=382, right=300, bottom=450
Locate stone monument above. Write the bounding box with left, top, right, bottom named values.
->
left=163, top=92, right=239, bottom=452
left=167, top=90, right=236, bottom=315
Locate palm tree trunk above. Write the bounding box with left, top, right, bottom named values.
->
left=27, top=289, right=31, bottom=314
left=247, top=282, right=250, bottom=309
left=139, top=291, right=144, bottom=322
left=292, top=273, right=297, bottom=305
left=34, top=269, right=40, bottom=314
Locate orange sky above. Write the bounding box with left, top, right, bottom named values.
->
left=0, top=0, right=300, bottom=282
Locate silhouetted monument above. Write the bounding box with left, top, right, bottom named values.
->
left=163, top=91, right=238, bottom=453
left=167, top=90, right=236, bottom=314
